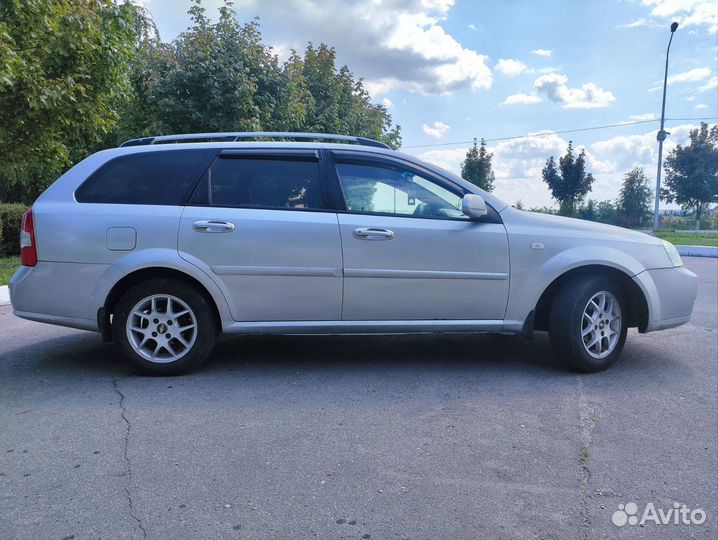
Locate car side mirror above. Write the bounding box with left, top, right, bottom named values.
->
left=461, top=193, right=488, bottom=219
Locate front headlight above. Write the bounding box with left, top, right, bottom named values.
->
left=662, top=240, right=683, bottom=267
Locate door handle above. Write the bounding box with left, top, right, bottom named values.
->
left=353, top=227, right=395, bottom=240
left=193, top=220, right=235, bottom=233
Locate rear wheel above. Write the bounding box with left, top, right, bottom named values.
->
left=112, top=279, right=217, bottom=375
left=549, top=275, right=627, bottom=372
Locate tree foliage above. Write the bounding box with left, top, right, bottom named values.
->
left=0, top=0, right=136, bottom=200
left=542, top=141, right=595, bottom=216
left=662, top=122, right=717, bottom=229
left=595, top=200, right=617, bottom=224
left=1, top=0, right=401, bottom=203
left=461, top=138, right=495, bottom=192
left=112, top=0, right=400, bottom=148
left=617, top=167, right=652, bottom=228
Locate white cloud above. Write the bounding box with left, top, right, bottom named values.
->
left=621, top=18, right=653, bottom=28
left=590, top=124, right=700, bottom=174
left=697, top=75, right=717, bottom=92
left=628, top=113, right=659, bottom=121
left=531, top=49, right=553, bottom=57
left=667, top=67, right=712, bottom=84
left=640, top=0, right=717, bottom=34
left=501, top=92, right=542, bottom=106
left=234, top=0, right=492, bottom=96
left=416, top=133, right=589, bottom=207
left=695, top=103, right=709, bottom=109
left=468, top=23, right=478, bottom=31
left=410, top=123, right=713, bottom=208
left=534, top=73, right=616, bottom=109
left=421, top=121, right=450, bottom=139
left=495, top=58, right=529, bottom=76
left=381, top=97, right=394, bottom=109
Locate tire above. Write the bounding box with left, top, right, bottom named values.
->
left=112, top=278, right=217, bottom=375
left=548, top=275, right=628, bottom=372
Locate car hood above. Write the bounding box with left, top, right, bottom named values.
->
left=502, top=207, right=663, bottom=246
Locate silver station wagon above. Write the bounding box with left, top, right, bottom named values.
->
left=9, top=132, right=697, bottom=374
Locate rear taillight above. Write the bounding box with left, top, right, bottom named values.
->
left=20, top=207, right=37, bottom=267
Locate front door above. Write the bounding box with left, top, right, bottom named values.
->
left=331, top=154, right=510, bottom=321
left=178, top=150, right=342, bottom=321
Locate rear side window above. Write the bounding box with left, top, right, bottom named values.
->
left=203, top=157, right=323, bottom=210
left=76, top=149, right=215, bottom=205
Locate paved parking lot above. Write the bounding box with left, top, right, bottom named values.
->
left=1, top=257, right=716, bottom=540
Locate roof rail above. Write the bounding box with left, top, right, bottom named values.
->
left=120, top=132, right=391, bottom=149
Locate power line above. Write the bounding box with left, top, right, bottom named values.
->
left=400, top=116, right=718, bottom=149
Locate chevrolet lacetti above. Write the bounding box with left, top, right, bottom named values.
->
left=9, top=132, right=698, bottom=375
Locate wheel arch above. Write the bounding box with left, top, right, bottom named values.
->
left=533, top=264, right=649, bottom=332
left=102, top=267, right=223, bottom=338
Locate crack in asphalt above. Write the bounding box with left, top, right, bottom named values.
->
left=577, top=376, right=596, bottom=540
left=112, top=379, right=148, bottom=540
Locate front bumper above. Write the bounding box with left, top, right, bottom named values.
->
left=633, top=265, right=698, bottom=333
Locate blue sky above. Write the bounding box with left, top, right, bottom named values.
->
left=138, top=0, right=717, bottom=207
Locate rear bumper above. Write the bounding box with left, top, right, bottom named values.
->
left=12, top=309, right=98, bottom=332
left=634, top=265, right=698, bottom=333
left=9, top=262, right=107, bottom=331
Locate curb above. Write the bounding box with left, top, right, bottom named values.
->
left=676, top=245, right=718, bottom=258
left=0, top=285, right=9, bottom=307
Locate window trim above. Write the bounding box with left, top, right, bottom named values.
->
left=327, top=151, right=502, bottom=223
left=74, top=148, right=218, bottom=206
left=189, top=150, right=332, bottom=212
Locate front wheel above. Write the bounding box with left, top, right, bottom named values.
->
left=549, top=276, right=628, bottom=372
left=112, top=279, right=217, bottom=375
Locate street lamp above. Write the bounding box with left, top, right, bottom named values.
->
left=653, top=21, right=679, bottom=230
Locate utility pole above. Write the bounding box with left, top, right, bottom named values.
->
left=653, top=22, right=679, bottom=230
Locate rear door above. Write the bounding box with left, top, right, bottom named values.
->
left=330, top=152, right=510, bottom=321
left=178, top=149, right=343, bottom=322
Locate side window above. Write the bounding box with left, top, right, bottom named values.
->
left=76, top=149, right=214, bottom=205
left=208, top=157, right=323, bottom=210
left=335, top=162, right=466, bottom=219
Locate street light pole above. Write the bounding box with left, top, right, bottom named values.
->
left=653, top=22, right=679, bottom=230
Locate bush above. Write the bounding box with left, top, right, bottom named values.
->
left=0, top=204, right=27, bottom=256
left=659, top=215, right=686, bottom=230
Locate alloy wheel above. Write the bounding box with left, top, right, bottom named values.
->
left=581, top=291, right=622, bottom=359
left=126, top=294, right=198, bottom=363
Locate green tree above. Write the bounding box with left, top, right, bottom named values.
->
left=461, top=138, right=495, bottom=192
left=1, top=0, right=401, bottom=202
left=596, top=200, right=617, bottom=225
left=662, top=123, right=718, bottom=230
left=542, top=141, right=595, bottom=216
left=0, top=0, right=136, bottom=201
left=273, top=50, right=314, bottom=132
left=617, top=167, right=652, bottom=228
left=117, top=2, right=401, bottom=149
left=300, top=43, right=400, bottom=148
left=578, top=199, right=598, bottom=222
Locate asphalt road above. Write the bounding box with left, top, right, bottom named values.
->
left=1, top=257, right=716, bottom=540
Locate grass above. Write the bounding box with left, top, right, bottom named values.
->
left=652, top=231, right=718, bottom=247
left=0, top=256, right=20, bottom=286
